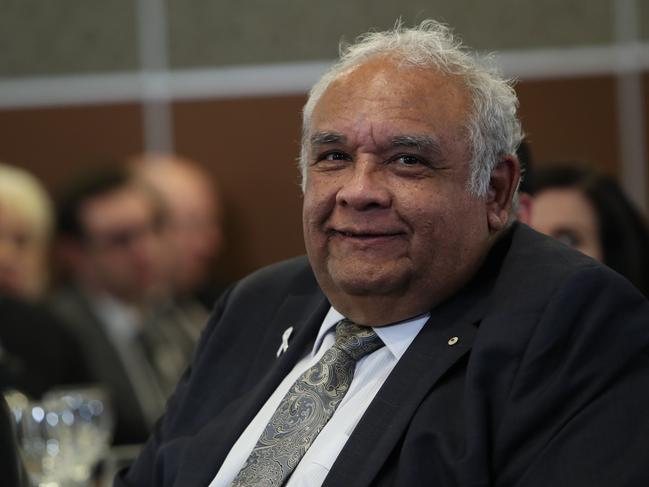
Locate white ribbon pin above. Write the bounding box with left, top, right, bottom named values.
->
left=276, top=326, right=294, bottom=357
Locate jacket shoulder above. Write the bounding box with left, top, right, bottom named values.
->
left=495, top=224, right=638, bottom=309
left=232, top=255, right=318, bottom=298
left=205, top=255, right=322, bottom=335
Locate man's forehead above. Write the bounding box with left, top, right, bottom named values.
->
left=325, top=55, right=465, bottom=97
left=312, top=59, right=469, bottom=124
left=83, top=188, right=153, bottom=224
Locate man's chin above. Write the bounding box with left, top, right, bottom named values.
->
left=327, top=265, right=407, bottom=297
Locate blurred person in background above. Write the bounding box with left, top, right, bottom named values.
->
left=131, top=153, right=226, bottom=313
left=0, top=162, right=53, bottom=300
left=524, top=163, right=649, bottom=298
left=0, top=162, right=89, bottom=398
left=49, top=165, right=199, bottom=445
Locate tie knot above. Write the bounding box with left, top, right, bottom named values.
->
left=334, top=319, right=384, bottom=361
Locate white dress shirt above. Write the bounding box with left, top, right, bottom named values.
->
left=209, top=307, right=429, bottom=487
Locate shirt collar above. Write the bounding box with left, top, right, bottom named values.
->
left=88, top=291, right=142, bottom=339
left=312, top=306, right=429, bottom=360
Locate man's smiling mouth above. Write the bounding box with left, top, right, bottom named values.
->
left=330, top=228, right=407, bottom=242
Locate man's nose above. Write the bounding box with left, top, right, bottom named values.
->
left=128, top=229, right=158, bottom=261
left=335, top=160, right=391, bottom=210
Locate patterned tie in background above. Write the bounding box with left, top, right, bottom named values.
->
left=230, top=319, right=384, bottom=487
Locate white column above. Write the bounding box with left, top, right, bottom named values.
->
left=614, top=0, right=648, bottom=213
left=136, top=0, right=174, bottom=154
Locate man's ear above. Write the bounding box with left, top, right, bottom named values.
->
left=486, top=155, right=520, bottom=232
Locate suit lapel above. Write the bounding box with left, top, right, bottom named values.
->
left=174, top=290, right=329, bottom=486
left=324, top=249, right=499, bottom=487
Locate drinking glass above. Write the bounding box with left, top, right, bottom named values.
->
left=5, top=386, right=114, bottom=487
left=42, top=386, right=114, bottom=486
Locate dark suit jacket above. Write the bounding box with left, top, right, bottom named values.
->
left=0, top=296, right=91, bottom=398
left=117, top=224, right=649, bottom=486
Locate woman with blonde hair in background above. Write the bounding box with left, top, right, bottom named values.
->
left=0, top=162, right=90, bottom=398
left=0, top=162, right=54, bottom=300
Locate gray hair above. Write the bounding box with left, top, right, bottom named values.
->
left=299, top=20, right=523, bottom=196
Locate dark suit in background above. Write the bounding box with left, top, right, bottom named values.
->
left=50, top=284, right=153, bottom=445
left=0, top=296, right=90, bottom=398
left=118, top=224, right=649, bottom=486
left=50, top=283, right=200, bottom=446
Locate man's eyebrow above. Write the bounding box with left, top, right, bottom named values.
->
left=310, top=132, right=347, bottom=146
left=390, top=135, right=443, bottom=155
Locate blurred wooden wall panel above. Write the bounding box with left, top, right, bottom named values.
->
left=172, top=95, right=306, bottom=280
left=515, top=76, right=619, bottom=174
left=0, top=103, right=143, bottom=195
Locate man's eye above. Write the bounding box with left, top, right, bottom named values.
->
left=311, top=151, right=351, bottom=170
left=322, top=152, right=349, bottom=161
left=394, top=154, right=425, bottom=166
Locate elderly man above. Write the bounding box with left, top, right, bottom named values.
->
left=117, top=21, right=649, bottom=486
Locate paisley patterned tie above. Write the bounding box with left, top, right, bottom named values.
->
left=230, top=319, right=384, bottom=487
